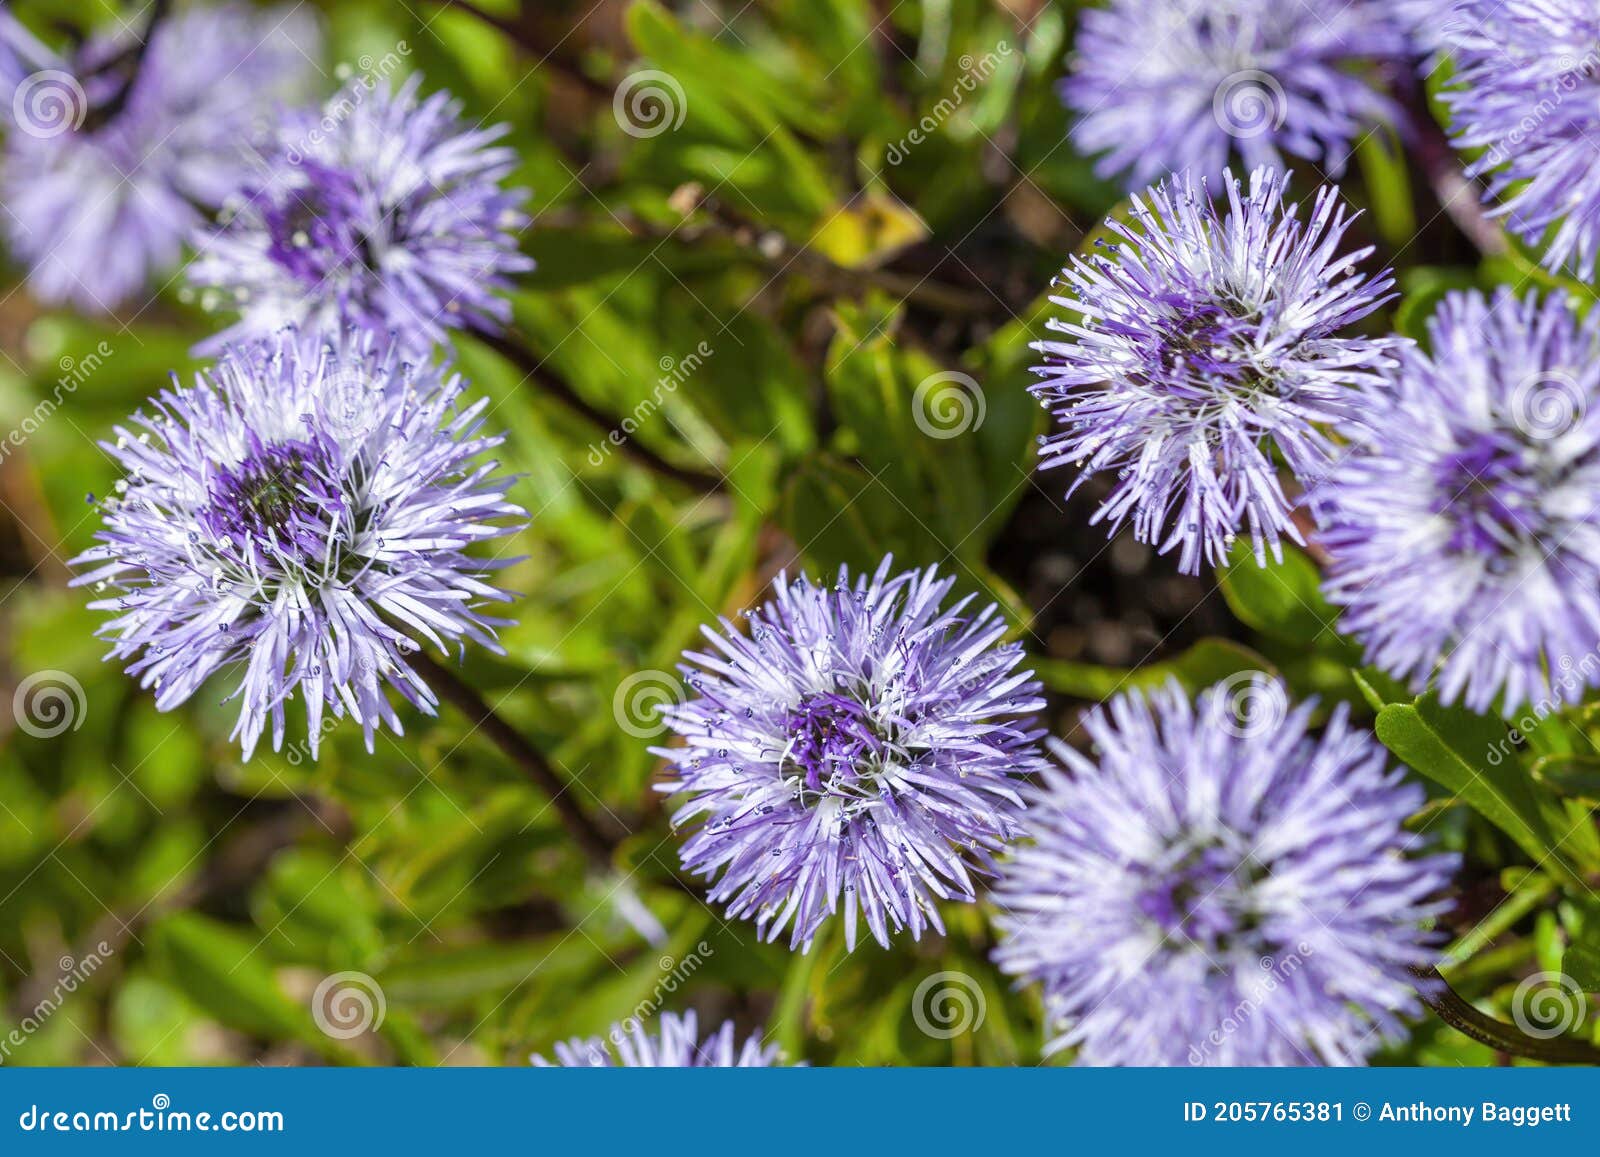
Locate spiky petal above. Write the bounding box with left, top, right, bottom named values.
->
left=532, top=1011, right=786, bottom=1068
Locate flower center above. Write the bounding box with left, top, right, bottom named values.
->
left=779, top=692, right=888, bottom=802
left=1138, top=843, right=1263, bottom=955
left=1434, top=431, right=1543, bottom=557
left=1144, top=298, right=1265, bottom=395
left=261, top=164, right=384, bottom=288
left=201, top=436, right=345, bottom=565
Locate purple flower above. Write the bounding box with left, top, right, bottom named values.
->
left=1064, top=0, right=1407, bottom=190
left=992, top=678, right=1456, bottom=1066
left=1434, top=0, right=1600, bottom=277
left=71, top=329, right=524, bottom=759
left=657, top=558, right=1048, bottom=952
left=532, top=1011, right=785, bottom=1067
left=187, top=73, right=531, bottom=357
left=1031, top=167, right=1398, bottom=575
left=1319, top=289, right=1600, bottom=714
left=0, top=4, right=319, bottom=312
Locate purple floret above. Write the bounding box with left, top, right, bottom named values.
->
left=71, top=328, right=524, bottom=759
left=657, top=557, right=1048, bottom=951
left=187, top=72, right=532, bottom=356
left=532, top=1011, right=785, bottom=1067
left=1319, top=288, right=1600, bottom=714
left=1064, top=0, right=1407, bottom=189
left=992, top=678, right=1457, bottom=1066
left=1031, top=166, right=1398, bottom=574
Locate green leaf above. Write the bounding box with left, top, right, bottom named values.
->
left=1219, top=540, right=1346, bottom=649
left=147, top=913, right=323, bottom=1046
left=1530, top=755, right=1600, bottom=805
left=1374, top=700, right=1586, bottom=890
left=1036, top=638, right=1277, bottom=701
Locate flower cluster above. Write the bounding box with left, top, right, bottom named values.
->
left=0, top=3, right=319, bottom=311
left=187, top=73, right=532, bottom=356
left=992, top=679, right=1456, bottom=1066
left=532, top=1012, right=785, bottom=1068
left=72, top=332, right=524, bottom=758
left=1031, top=167, right=1396, bottom=574
left=1064, top=0, right=1407, bottom=189
left=1319, top=289, right=1600, bottom=714
left=1434, top=0, right=1600, bottom=277
left=658, top=558, right=1048, bottom=951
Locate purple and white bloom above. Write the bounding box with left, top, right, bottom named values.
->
left=532, top=1011, right=784, bottom=1067
left=1319, top=289, right=1600, bottom=714
left=1434, top=0, right=1600, bottom=277
left=993, top=678, right=1456, bottom=1067
left=657, top=558, right=1048, bottom=952
left=1031, top=167, right=1398, bottom=575
left=0, top=4, right=319, bottom=312
left=187, top=73, right=531, bottom=357
left=1064, top=0, right=1407, bottom=189
left=71, top=329, right=524, bottom=759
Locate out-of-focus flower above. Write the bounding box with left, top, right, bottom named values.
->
left=187, top=73, right=531, bottom=356
left=71, top=329, right=524, bottom=759
left=1319, top=288, right=1600, bottom=714
left=0, top=4, right=320, bottom=311
left=1031, top=167, right=1397, bottom=575
left=532, top=1011, right=785, bottom=1067
left=657, top=558, right=1047, bottom=951
left=1064, top=0, right=1407, bottom=189
left=1433, top=0, right=1600, bottom=277
left=992, top=678, right=1456, bottom=1066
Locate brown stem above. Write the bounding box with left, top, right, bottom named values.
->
left=1395, top=78, right=1507, bottom=258
left=466, top=324, right=726, bottom=493
left=84, top=0, right=170, bottom=130
left=1411, top=965, right=1600, bottom=1064
left=410, top=650, right=622, bottom=869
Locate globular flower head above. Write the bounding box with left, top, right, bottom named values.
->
left=993, top=678, right=1456, bottom=1066
left=187, top=73, right=531, bottom=356
left=1435, top=0, right=1600, bottom=277
left=532, top=1011, right=784, bottom=1068
left=657, top=558, right=1048, bottom=952
left=0, top=3, right=319, bottom=312
left=1031, top=167, right=1398, bottom=574
left=1319, top=289, right=1600, bottom=714
left=1064, top=0, right=1407, bottom=189
left=71, top=329, right=525, bottom=758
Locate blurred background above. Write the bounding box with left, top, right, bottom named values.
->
left=0, top=0, right=1563, bottom=1066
